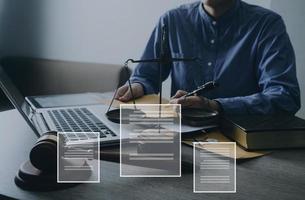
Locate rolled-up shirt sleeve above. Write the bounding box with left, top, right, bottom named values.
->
left=216, top=16, right=300, bottom=115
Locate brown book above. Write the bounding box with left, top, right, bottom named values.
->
left=221, top=115, right=305, bottom=150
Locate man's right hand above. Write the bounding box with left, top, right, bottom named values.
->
left=115, top=83, right=144, bottom=102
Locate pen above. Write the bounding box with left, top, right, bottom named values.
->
left=183, top=81, right=219, bottom=97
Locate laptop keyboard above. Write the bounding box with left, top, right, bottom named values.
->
left=47, top=108, right=117, bottom=141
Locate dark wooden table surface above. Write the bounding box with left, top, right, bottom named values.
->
left=1, top=108, right=305, bottom=200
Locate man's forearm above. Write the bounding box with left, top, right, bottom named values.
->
left=215, top=91, right=300, bottom=115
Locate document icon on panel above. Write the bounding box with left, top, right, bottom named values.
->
left=193, top=142, right=236, bottom=193
left=120, top=104, right=181, bottom=177
left=57, top=132, right=100, bottom=183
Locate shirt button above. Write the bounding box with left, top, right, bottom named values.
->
left=212, top=21, right=217, bottom=26
left=208, top=62, right=212, bottom=66
left=210, top=39, right=215, bottom=44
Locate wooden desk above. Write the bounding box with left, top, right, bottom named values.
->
left=1, top=109, right=305, bottom=200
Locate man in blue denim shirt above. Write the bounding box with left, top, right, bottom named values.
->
left=115, top=0, right=300, bottom=115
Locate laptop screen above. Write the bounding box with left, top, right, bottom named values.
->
left=0, top=65, right=40, bottom=138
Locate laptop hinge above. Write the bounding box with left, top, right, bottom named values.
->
left=31, top=113, right=50, bottom=134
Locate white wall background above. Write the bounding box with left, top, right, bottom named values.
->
left=0, top=0, right=193, bottom=64
left=0, top=0, right=304, bottom=118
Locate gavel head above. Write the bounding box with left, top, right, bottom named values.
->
left=29, top=131, right=63, bottom=173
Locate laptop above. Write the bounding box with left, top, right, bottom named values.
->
left=0, top=66, right=120, bottom=147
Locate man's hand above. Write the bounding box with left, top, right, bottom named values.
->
left=169, top=90, right=221, bottom=111
left=115, top=83, right=144, bottom=102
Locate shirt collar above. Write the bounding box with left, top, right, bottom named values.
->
left=199, top=0, right=240, bottom=25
